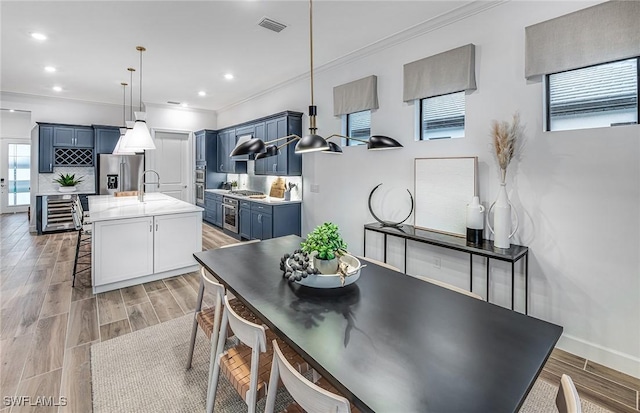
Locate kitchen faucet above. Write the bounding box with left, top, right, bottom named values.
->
left=138, top=170, right=160, bottom=202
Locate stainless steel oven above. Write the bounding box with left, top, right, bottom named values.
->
left=222, top=197, right=239, bottom=233
left=195, top=165, right=206, bottom=205
left=195, top=183, right=205, bottom=205
left=195, top=167, right=206, bottom=183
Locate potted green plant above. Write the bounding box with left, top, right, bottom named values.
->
left=53, top=173, right=83, bottom=193
left=301, top=222, right=347, bottom=274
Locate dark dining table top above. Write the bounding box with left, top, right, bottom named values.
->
left=194, top=235, right=562, bottom=413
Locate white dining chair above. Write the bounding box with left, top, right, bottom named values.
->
left=208, top=295, right=308, bottom=413
left=265, top=339, right=354, bottom=413
left=410, top=274, right=483, bottom=300
left=556, top=374, right=581, bottom=413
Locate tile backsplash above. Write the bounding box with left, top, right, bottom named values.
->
left=38, top=166, right=96, bottom=193
left=227, top=161, right=302, bottom=200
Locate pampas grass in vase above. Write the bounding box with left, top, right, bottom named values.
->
left=491, top=112, right=524, bottom=184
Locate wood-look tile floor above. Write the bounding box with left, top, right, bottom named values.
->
left=1, top=212, right=638, bottom=412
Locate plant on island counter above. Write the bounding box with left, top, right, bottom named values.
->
left=301, top=222, right=347, bottom=260
left=53, top=173, right=84, bottom=187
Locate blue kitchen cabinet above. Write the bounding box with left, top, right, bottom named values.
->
left=214, top=197, right=223, bottom=227
left=38, top=125, right=54, bottom=173
left=239, top=200, right=251, bottom=239
left=246, top=201, right=300, bottom=240
left=254, top=113, right=302, bottom=176
left=216, top=128, right=246, bottom=174
left=204, top=192, right=217, bottom=225
left=195, top=130, right=206, bottom=163
left=53, top=126, right=94, bottom=148
left=94, top=126, right=121, bottom=154
left=250, top=209, right=272, bottom=240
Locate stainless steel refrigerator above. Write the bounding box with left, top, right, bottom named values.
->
left=98, top=154, right=144, bottom=195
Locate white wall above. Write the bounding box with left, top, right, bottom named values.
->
left=217, top=1, right=640, bottom=377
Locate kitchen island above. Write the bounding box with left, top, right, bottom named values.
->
left=89, top=193, right=203, bottom=293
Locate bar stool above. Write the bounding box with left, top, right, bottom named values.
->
left=71, top=197, right=91, bottom=287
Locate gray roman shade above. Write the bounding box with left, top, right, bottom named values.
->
left=333, top=75, right=379, bottom=116
left=525, top=1, right=640, bottom=80
left=403, top=44, right=476, bottom=102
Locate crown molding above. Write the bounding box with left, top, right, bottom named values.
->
left=1, top=90, right=122, bottom=108
left=217, top=0, right=508, bottom=113
left=1, top=91, right=216, bottom=115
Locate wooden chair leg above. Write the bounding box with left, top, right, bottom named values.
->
left=206, top=309, right=229, bottom=413
left=264, top=351, right=280, bottom=413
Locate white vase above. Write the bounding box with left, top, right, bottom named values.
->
left=313, top=256, right=339, bottom=275
left=58, top=186, right=77, bottom=193
left=466, top=196, right=485, bottom=246
left=487, top=180, right=519, bottom=250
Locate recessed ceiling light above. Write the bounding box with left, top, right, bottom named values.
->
left=181, top=103, right=188, bottom=108
left=198, top=91, right=206, bottom=97
left=52, top=86, right=62, bottom=92
left=9, top=109, right=15, bottom=113
left=224, top=73, right=234, bottom=80
left=44, top=66, right=56, bottom=73
left=31, top=32, right=47, bottom=40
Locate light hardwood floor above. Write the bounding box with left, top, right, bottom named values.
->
left=1, top=212, right=638, bottom=412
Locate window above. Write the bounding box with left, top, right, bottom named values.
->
left=343, top=110, right=370, bottom=146
left=547, top=58, right=639, bottom=131
left=419, top=91, right=465, bottom=140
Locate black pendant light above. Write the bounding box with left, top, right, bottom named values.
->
left=294, top=0, right=329, bottom=154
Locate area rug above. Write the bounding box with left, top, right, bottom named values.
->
left=91, top=315, right=612, bottom=413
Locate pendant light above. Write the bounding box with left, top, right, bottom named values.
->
left=113, top=68, right=136, bottom=154
left=123, top=46, right=155, bottom=151
left=294, top=0, right=330, bottom=154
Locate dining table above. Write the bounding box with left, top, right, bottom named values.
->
left=193, top=235, right=563, bottom=413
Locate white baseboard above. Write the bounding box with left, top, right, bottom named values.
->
left=558, top=334, right=640, bottom=379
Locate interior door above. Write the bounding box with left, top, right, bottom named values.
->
left=146, top=130, right=191, bottom=202
left=0, top=139, right=31, bottom=213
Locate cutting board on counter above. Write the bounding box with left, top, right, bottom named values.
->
left=269, top=178, right=286, bottom=199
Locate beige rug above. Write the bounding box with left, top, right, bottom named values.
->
left=91, top=315, right=612, bottom=413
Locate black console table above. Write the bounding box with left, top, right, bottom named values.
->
left=363, top=223, right=529, bottom=314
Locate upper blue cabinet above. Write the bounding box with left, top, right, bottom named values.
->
left=213, top=111, right=302, bottom=176
left=52, top=126, right=94, bottom=148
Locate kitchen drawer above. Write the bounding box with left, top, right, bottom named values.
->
left=214, top=194, right=223, bottom=202
left=251, top=203, right=272, bottom=214
left=204, top=192, right=216, bottom=201
left=239, top=200, right=252, bottom=209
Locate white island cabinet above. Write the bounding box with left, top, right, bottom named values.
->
left=89, top=193, right=203, bottom=293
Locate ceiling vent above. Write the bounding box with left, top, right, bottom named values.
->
left=167, top=101, right=180, bottom=105
left=258, top=17, right=287, bottom=33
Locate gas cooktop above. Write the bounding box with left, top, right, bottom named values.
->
left=228, top=190, right=265, bottom=197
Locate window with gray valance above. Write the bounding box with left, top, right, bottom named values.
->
left=403, top=44, right=476, bottom=102
left=525, top=1, right=640, bottom=79
left=333, top=75, right=379, bottom=117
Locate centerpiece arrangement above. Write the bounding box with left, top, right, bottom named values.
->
left=53, top=173, right=83, bottom=192
left=279, top=222, right=362, bottom=288
left=487, top=112, right=524, bottom=249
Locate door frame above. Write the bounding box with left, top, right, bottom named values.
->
left=0, top=137, right=32, bottom=214
left=147, top=128, right=194, bottom=203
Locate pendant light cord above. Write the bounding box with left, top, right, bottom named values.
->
left=309, top=0, right=314, bottom=107
left=121, top=82, right=127, bottom=126
left=136, top=46, right=146, bottom=112
left=128, top=68, right=135, bottom=121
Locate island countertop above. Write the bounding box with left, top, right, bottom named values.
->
left=88, top=193, right=203, bottom=222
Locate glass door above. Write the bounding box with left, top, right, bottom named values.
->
left=1, top=141, right=31, bottom=213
